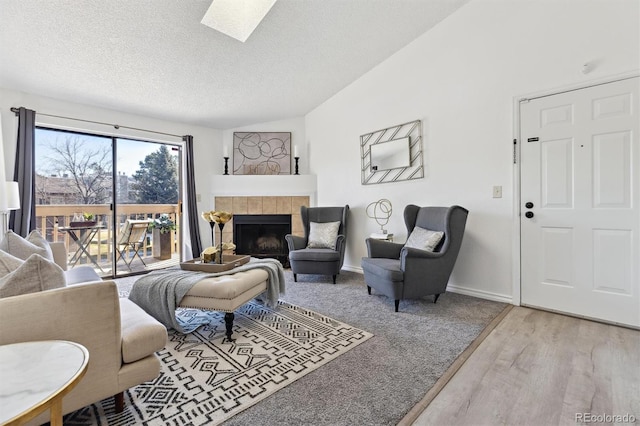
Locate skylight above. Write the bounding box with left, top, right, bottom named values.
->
left=201, top=0, right=277, bottom=43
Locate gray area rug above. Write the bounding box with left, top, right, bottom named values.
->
left=91, top=270, right=506, bottom=425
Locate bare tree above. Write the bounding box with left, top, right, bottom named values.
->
left=37, top=135, right=113, bottom=204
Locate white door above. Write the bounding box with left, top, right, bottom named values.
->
left=520, top=77, right=640, bottom=327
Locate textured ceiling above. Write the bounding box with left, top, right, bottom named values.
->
left=0, top=0, right=468, bottom=129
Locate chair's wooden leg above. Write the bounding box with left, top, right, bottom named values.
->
left=367, top=286, right=371, bottom=295
left=394, top=300, right=400, bottom=312
left=293, top=273, right=297, bottom=282
left=333, top=275, right=337, bottom=284
left=434, top=293, right=441, bottom=304
left=114, top=392, right=124, bottom=413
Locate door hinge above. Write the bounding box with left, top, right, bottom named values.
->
left=513, top=139, right=517, bottom=164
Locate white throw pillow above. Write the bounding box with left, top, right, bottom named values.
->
left=0, top=230, right=54, bottom=261
left=405, top=226, right=444, bottom=252
left=307, top=221, right=341, bottom=250
left=0, top=254, right=66, bottom=298
left=0, top=249, right=25, bottom=278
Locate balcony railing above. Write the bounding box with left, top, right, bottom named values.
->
left=35, top=204, right=180, bottom=275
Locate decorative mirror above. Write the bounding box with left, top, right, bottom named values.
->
left=361, top=119, right=423, bottom=185
left=370, top=137, right=411, bottom=172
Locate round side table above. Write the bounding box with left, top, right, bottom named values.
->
left=0, top=340, right=89, bottom=426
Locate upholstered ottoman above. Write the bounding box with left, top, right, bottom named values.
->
left=178, top=268, right=269, bottom=340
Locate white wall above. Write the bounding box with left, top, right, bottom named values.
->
left=0, top=113, right=7, bottom=183
left=1, top=0, right=637, bottom=301
left=305, top=0, right=640, bottom=302
left=0, top=87, right=222, bottom=250
left=217, top=116, right=316, bottom=201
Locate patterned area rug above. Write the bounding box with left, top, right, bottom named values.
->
left=64, top=300, right=372, bottom=425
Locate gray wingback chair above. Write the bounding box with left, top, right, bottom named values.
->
left=361, top=205, right=468, bottom=312
left=285, top=205, right=349, bottom=284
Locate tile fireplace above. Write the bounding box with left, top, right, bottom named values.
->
left=214, top=195, right=310, bottom=266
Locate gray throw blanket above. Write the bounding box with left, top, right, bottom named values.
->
left=129, top=257, right=285, bottom=333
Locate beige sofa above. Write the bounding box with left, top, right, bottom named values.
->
left=0, top=242, right=168, bottom=424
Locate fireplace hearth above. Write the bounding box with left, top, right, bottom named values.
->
left=233, top=214, right=292, bottom=265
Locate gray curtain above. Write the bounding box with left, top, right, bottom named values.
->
left=183, top=135, right=202, bottom=258
left=9, top=107, right=36, bottom=237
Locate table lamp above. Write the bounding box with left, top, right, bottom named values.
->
left=1, top=181, right=20, bottom=235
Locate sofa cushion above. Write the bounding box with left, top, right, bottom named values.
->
left=0, top=249, right=24, bottom=277
left=361, top=257, right=404, bottom=282
left=289, top=247, right=341, bottom=262
left=65, top=266, right=102, bottom=285
left=307, top=221, right=340, bottom=250
left=119, top=299, right=167, bottom=363
left=0, top=254, right=66, bottom=298
left=0, top=230, right=54, bottom=261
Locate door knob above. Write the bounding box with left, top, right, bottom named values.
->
left=525, top=211, right=534, bottom=219
left=525, top=202, right=534, bottom=209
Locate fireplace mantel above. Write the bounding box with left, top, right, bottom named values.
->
left=211, top=174, right=317, bottom=197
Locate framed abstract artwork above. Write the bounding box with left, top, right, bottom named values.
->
left=233, top=132, right=292, bottom=175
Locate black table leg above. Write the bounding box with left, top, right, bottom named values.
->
left=224, top=312, right=235, bottom=342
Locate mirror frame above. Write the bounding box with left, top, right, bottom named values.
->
left=360, top=119, right=423, bottom=185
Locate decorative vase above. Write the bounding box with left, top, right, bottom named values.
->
left=217, top=222, right=225, bottom=263
left=209, top=222, right=215, bottom=246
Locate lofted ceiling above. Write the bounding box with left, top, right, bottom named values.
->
left=0, top=0, right=468, bottom=129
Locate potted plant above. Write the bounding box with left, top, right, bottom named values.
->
left=149, top=214, right=176, bottom=260
left=70, top=212, right=97, bottom=227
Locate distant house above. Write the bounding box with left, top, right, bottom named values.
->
left=35, top=173, right=138, bottom=205
left=35, top=174, right=87, bottom=205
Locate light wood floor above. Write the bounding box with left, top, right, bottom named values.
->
left=410, top=306, right=640, bottom=426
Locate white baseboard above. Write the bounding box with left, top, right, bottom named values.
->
left=341, top=265, right=513, bottom=304
left=446, top=284, right=513, bottom=304
left=342, top=265, right=363, bottom=274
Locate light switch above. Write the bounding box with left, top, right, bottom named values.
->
left=197, top=193, right=202, bottom=202
left=492, top=186, right=502, bottom=198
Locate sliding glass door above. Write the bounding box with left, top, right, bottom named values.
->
left=34, top=127, right=182, bottom=277
left=114, top=138, right=181, bottom=276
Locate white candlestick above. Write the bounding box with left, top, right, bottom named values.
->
left=223, top=146, right=229, bottom=158
left=294, top=145, right=299, bottom=158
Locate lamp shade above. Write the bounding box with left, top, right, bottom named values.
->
left=5, top=181, right=20, bottom=210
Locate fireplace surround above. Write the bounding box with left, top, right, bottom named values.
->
left=214, top=196, right=309, bottom=264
